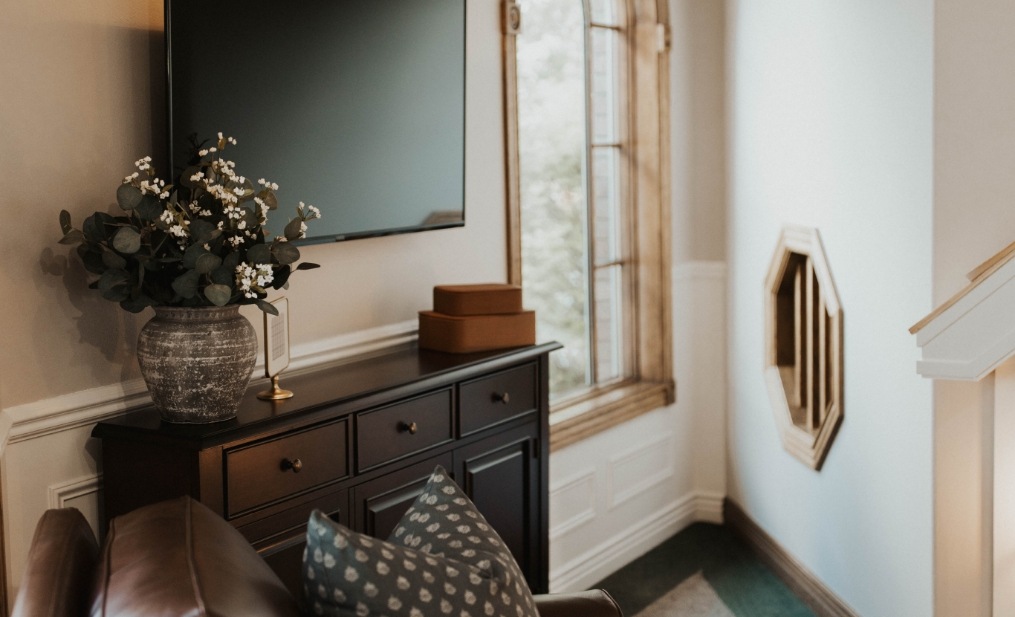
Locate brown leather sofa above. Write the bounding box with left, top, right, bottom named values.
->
left=12, top=496, right=623, bottom=617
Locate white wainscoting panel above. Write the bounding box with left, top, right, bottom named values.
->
left=607, top=431, right=675, bottom=509
left=2, top=423, right=101, bottom=606
left=47, top=474, right=102, bottom=510
left=549, top=470, right=597, bottom=540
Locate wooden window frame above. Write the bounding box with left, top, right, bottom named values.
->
left=503, top=0, right=673, bottom=451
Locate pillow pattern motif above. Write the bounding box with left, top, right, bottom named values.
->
left=303, top=466, right=537, bottom=617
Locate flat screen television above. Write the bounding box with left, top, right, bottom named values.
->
left=166, top=0, right=466, bottom=243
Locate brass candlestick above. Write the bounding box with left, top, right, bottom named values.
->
left=257, top=374, right=293, bottom=401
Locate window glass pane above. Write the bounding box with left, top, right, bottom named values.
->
left=588, top=0, right=617, bottom=26
left=517, top=0, right=591, bottom=397
left=589, top=27, right=618, bottom=144
left=591, top=146, right=621, bottom=265
left=593, top=264, right=624, bottom=382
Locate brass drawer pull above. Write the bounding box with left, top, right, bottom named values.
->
left=280, top=458, right=303, bottom=473
left=399, top=421, right=419, bottom=435
left=493, top=392, right=511, bottom=404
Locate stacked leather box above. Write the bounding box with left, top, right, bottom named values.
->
left=418, top=284, right=535, bottom=353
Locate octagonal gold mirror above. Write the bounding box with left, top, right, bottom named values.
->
left=764, top=226, right=843, bottom=470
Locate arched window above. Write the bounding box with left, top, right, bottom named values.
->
left=506, top=0, right=672, bottom=448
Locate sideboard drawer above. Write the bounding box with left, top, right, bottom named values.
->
left=356, top=389, right=453, bottom=471
left=226, top=420, right=349, bottom=516
left=459, top=363, right=537, bottom=435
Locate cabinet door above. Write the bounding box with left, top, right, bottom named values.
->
left=455, top=424, right=545, bottom=593
left=352, top=454, right=453, bottom=539
left=243, top=490, right=348, bottom=596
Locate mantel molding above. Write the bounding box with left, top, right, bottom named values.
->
left=912, top=241, right=1015, bottom=381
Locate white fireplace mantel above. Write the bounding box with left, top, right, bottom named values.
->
left=913, top=241, right=1015, bottom=617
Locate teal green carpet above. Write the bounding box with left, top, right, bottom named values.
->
left=593, top=523, right=815, bottom=617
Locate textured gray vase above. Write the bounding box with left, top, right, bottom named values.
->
left=137, top=305, right=258, bottom=423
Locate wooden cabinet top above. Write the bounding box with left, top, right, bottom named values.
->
left=92, top=342, right=560, bottom=448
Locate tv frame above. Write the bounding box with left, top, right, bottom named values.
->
left=163, top=0, right=468, bottom=244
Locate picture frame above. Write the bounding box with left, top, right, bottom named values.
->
left=258, top=297, right=293, bottom=400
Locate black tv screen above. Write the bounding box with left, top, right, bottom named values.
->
left=166, top=0, right=466, bottom=243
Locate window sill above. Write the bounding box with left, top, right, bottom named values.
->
left=548, top=379, right=675, bottom=451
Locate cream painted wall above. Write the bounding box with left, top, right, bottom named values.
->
left=933, top=1, right=1015, bottom=613
left=669, top=0, right=726, bottom=264
left=725, top=1, right=934, bottom=616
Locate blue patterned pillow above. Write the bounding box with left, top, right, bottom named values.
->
left=303, top=466, right=537, bottom=617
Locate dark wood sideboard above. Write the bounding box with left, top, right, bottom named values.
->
left=92, top=342, right=560, bottom=594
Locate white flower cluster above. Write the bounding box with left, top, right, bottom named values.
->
left=295, top=201, right=322, bottom=238
left=159, top=209, right=190, bottom=246
left=235, top=263, right=274, bottom=299
left=124, top=156, right=170, bottom=199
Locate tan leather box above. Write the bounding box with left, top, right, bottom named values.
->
left=433, top=284, right=523, bottom=316
left=418, top=310, right=535, bottom=353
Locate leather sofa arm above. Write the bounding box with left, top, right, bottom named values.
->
left=534, top=590, right=624, bottom=617
left=12, top=508, right=99, bottom=617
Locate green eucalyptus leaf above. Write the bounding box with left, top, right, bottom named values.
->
left=195, top=252, right=222, bottom=274
left=240, top=208, right=258, bottom=228
left=271, top=264, right=291, bottom=289
left=59, top=210, right=73, bottom=234
left=204, top=284, right=232, bottom=307
left=59, top=229, right=86, bottom=245
left=93, top=213, right=119, bottom=242
left=256, top=299, right=280, bottom=316
left=198, top=192, right=218, bottom=212
left=210, top=266, right=235, bottom=286
left=283, top=217, right=304, bottom=241
left=272, top=242, right=300, bottom=266
left=246, top=243, right=272, bottom=265
left=79, top=246, right=106, bottom=275
left=101, top=249, right=127, bottom=270
left=190, top=219, right=217, bottom=244
left=222, top=251, right=241, bottom=271
left=171, top=270, right=201, bottom=299
left=112, top=227, right=141, bottom=254
left=120, top=294, right=155, bottom=313
left=97, top=269, right=130, bottom=301
left=82, top=215, right=102, bottom=243
left=295, top=262, right=320, bottom=271
left=116, top=184, right=143, bottom=210
left=182, top=243, right=207, bottom=269
left=261, top=191, right=278, bottom=211
left=136, top=195, right=164, bottom=221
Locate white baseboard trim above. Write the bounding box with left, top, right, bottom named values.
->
left=549, top=491, right=724, bottom=593
left=695, top=490, right=726, bottom=524
left=0, top=320, right=418, bottom=451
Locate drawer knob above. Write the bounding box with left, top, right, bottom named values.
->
left=493, top=392, right=511, bottom=405
left=399, top=421, right=419, bottom=435
left=280, top=458, right=303, bottom=473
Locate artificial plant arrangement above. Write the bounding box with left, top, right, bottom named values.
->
left=58, top=133, right=320, bottom=315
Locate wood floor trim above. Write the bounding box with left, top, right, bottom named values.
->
left=723, top=499, right=861, bottom=617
